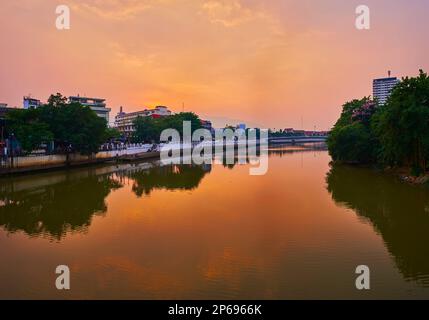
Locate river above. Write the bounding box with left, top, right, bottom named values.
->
left=1, top=144, right=429, bottom=299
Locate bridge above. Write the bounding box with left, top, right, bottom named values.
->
left=269, top=135, right=327, bottom=144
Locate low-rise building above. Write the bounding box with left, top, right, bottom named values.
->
left=69, top=95, right=111, bottom=123
left=114, top=106, right=172, bottom=136
left=200, top=119, right=215, bottom=135
left=201, top=120, right=212, bottom=130
left=145, top=105, right=171, bottom=117
left=23, top=96, right=41, bottom=109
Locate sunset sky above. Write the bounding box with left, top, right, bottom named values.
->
left=1, top=0, right=428, bottom=129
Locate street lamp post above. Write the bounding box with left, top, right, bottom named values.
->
left=9, top=133, right=16, bottom=169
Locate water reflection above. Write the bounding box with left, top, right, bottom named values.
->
left=123, top=164, right=212, bottom=197
left=326, top=164, right=429, bottom=285
left=0, top=163, right=212, bottom=240
left=0, top=171, right=122, bottom=240
left=268, top=142, right=327, bottom=155
left=0, top=149, right=321, bottom=241
left=2, top=147, right=429, bottom=298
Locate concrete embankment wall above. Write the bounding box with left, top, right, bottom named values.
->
left=0, top=140, right=271, bottom=175
left=0, top=145, right=159, bottom=175
left=0, top=160, right=162, bottom=194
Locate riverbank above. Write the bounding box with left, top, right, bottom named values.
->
left=384, top=167, right=429, bottom=185
left=0, top=138, right=317, bottom=176
left=0, top=140, right=252, bottom=176
left=331, top=160, right=429, bottom=186
left=0, top=144, right=161, bottom=176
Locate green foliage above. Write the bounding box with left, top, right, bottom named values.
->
left=6, top=93, right=110, bottom=155
left=6, top=109, right=53, bottom=154
left=104, top=127, right=121, bottom=141
left=164, top=112, right=202, bottom=136
left=327, top=97, right=377, bottom=163
left=375, top=70, right=429, bottom=170
left=133, top=112, right=202, bottom=143
left=53, top=103, right=107, bottom=155
left=133, top=116, right=160, bottom=143
left=328, top=122, right=374, bottom=163
left=328, top=70, right=429, bottom=174
left=47, top=93, right=68, bottom=107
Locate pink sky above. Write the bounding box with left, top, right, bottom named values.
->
left=1, top=0, right=428, bottom=129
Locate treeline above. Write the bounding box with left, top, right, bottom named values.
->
left=132, top=112, right=202, bottom=143
left=6, top=93, right=118, bottom=155
left=328, top=70, right=429, bottom=175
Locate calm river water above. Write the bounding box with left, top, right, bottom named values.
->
left=1, top=145, right=429, bottom=299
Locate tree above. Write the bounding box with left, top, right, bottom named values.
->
left=162, top=112, right=202, bottom=136
left=104, top=127, right=121, bottom=141
left=7, top=94, right=110, bottom=155
left=327, top=97, right=377, bottom=163
left=375, top=70, right=429, bottom=171
left=133, top=112, right=203, bottom=143
left=328, top=122, right=374, bottom=163
left=47, top=93, right=68, bottom=107
left=133, top=116, right=160, bottom=143
left=46, top=102, right=108, bottom=155
left=6, top=108, right=53, bottom=154
left=328, top=70, right=429, bottom=175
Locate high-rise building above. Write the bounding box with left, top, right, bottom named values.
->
left=373, top=71, right=400, bottom=105
left=68, top=96, right=111, bottom=123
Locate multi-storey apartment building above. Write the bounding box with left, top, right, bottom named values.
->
left=373, top=72, right=400, bottom=105
left=114, top=106, right=172, bottom=136
left=69, top=95, right=111, bottom=123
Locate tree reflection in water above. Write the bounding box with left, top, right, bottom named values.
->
left=0, top=154, right=272, bottom=241
left=0, top=163, right=212, bottom=240
left=0, top=172, right=122, bottom=240
left=123, top=164, right=211, bottom=197
left=326, top=164, right=429, bottom=285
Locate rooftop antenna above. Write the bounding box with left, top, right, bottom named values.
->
left=182, top=102, right=185, bottom=113
left=388, top=70, right=391, bottom=77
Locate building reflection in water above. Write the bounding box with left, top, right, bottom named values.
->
left=0, top=162, right=213, bottom=240
left=326, top=164, right=429, bottom=285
